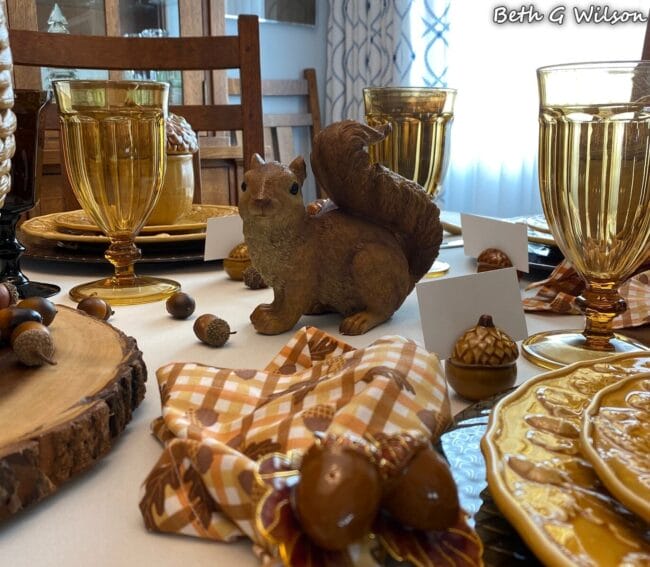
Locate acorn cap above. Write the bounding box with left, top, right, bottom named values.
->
left=227, top=242, right=249, bottom=260
left=166, top=113, right=199, bottom=155
left=243, top=266, right=268, bottom=290
left=451, top=314, right=518, bottom=366
left=477, top=248, right=512, bottom=272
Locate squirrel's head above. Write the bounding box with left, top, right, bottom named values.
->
left=239, top=154, right=307, bottom=223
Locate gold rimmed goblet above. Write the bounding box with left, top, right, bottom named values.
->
left=53, top=80, right=180, bottom=305
left=522, top=61, right=650, bottom=368
left=363, top=87, right=456, bottom=275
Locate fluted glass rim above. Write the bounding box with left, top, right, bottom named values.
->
left=537, top=60, right=650, bottom=77
left=52, top=79, right=169, bottom=91
left=363, top=86, right=457, bottom=96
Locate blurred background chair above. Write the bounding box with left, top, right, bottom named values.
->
left=8, top=14, right=264, bottom=210
left=200, top=67, right=324, bottom=201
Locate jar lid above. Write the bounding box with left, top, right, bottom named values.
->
left=166, top=112, right=198, bottom=154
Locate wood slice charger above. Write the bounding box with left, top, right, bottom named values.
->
left=0, top=305, right=146, bottom=520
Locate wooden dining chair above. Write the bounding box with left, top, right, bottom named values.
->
left=8, top=14, right=264, bottom=206
left=200, top=68, right=325, bottom=200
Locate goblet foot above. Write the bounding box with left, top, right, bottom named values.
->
left=424, top=260, right=450, bottom=279
left=522, top=329, right=649, bottom=370
left=18, top=281, right=61, bottom=299
left=69, top=275, right=180, bottom=306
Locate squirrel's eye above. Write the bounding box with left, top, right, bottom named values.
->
left=290, top=183, right=299, bottom=195
left=241, top=182, right=247, bottom=192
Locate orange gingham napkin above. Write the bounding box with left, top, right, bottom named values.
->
left=523, top=259, right=650, bottom=328
left=139, top=326, right=451, bottom=553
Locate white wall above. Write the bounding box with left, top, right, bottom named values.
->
left=225, top=3, right=329, bottom=201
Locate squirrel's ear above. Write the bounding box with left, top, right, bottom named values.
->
left=289, top=156, right=306, bottom=185
left=358, top=122, right=391, bottom=145
left=250, top=153, right=265, bottom=170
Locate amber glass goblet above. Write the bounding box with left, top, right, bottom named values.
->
left=363, top=87, right=456, bottom=198
left=53, top=80, right=179, bottom=304
left=364, top=87, right=456, bottom=275
left=522, top=61, right=650, bottom=368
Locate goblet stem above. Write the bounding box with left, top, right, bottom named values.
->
left=104, top=238, right=141, bottom=287
left=576, top=282, right=627, bottom=351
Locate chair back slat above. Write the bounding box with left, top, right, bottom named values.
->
left=7, top=15, right=264, bottom=207
left=9, top=30, right=240, bottom=71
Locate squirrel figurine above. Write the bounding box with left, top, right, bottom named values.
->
left=238, top=119, right=443, bottom=335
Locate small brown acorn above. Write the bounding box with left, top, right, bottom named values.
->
left=10, top=321, right=56, bottom=366
left=193, top=314, right=235, bottom=347
left=166, top=292, right=196, bottom=319
left=0, top=284, right=10, bottom=310
left=17, top=297, right=58, bottom=326
left=293, top=438, right=381, bottom=550
left=477, top=248, right=513, bottom=272
left=0, top=307, right=43, bottom=343
left=381, top=445, right=459, bottom=531
left=0, top=282, right=20, bottom=306
left=243, top=266, right=268, bottom=290
left=77, top=297, right=114, bottom=321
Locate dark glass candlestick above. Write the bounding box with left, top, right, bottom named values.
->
left=0, top=90, right=60, bottom=298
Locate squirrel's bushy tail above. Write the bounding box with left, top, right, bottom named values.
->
left=311, top=120, right=443, bottom=284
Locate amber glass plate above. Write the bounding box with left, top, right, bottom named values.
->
left=482, top=353, right=650, bottom=567
left=581, top=374, right=650, bottom=523
left=53, top=204, right=234, bottom=234
left=21, top=205, right=236, bottom=244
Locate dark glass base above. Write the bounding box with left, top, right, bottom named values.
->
left=17, top=280, right=61, bottom=299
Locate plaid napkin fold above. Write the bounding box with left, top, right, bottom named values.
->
left=140, top=327, right=481, bottom=566
left=523, top=259, right=650, bottom=328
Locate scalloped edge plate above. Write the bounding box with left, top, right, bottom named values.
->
left=482, top=352, right=650, bottom=567
left=581, top=374, right=650, bottom=523
left=53, top=204, right=230, bottom=234
left=21, top=205, right=237, bottom=244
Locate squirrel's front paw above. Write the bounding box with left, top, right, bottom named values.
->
left=251, top=305, right=298, bottom=335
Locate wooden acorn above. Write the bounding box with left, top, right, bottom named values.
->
left=477, top=248, right=513, bottom=272
left=445, top=314, right=518, bottom=401
left=193, top=314, right=235, bottom=347
left=0, top=306, right=42, bottom=344
left=77, top=297, right=114, bottom=321
left=292, top=437, right=381, bottom=550
left=243, top=266, right=267, bottom=290
left=10, top=321, right=56, bottom=366
left=166, top=292, right=195, bottom=319
left=0, top=282, right=20, bottom=307
left=223, top=242, right=252, bottom=281
left=380, top=441, right=459, bottom=531
left=17, top=297, right=57, bottom=326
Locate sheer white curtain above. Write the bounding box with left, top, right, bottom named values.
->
left=324, top=1, right=648, bottom=217
left=443, top=1, right=648, bottom=217
left=326, top=0, right=408, bottom=122
left=325, top=0, right=450, bottom=121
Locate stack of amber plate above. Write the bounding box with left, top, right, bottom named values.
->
left=482, top=352, right=650, bottom=566
left=19, top=205, right=237, bottom=263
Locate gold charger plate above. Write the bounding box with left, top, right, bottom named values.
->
left=21, top=205, right=237, bottom=245
left=482, top=352, right=650, bottom=567
left=53, top=204, right=225, bottom=234
left=581, top=374, right=650, bottom=523
left=440, top=211, right=555, bottom=246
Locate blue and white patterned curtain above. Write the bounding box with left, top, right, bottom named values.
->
left=325, top=0, right=451, bottom=123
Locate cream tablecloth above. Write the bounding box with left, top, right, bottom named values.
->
left=0, top=246, right=592, bottom=566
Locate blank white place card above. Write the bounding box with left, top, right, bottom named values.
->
left=204, top=215, right=244, bottom=261
left=461, top=213, right=529, bottom=273
left=415, top=268, right=528, bottom=359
